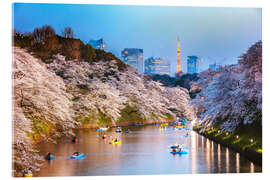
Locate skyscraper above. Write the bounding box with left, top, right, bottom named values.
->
left=88, top=38, right=106, bottom=50
left=121, top=48, right=144, bottom=73
left=187, top=56, right=199, bottom=74
left=209, top=63, right=222, bottom=71
left=176, top=37, right=181, bottom=74
left=145, top=56, right=170, bottom=76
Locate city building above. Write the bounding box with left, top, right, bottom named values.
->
left=187, top=56, right=199, bottom=74
left=88, top=38, right=106, bottom=50
left=121, top=48, right=144, bottom=73
left=145, top=56, right=170, bottom=76
left=209, top=63, right=222, bottom=71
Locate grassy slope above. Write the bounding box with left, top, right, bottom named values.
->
left=193, top=123, right=262, bottom=164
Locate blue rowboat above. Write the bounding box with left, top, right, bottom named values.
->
left=70, top=153, right=84, bottom=159
left=45, top=154, right=54, bottom=160
left=170, top=145, right=181, bottom=149
left=115, top=129, right=122, bottom=133
left=170, top=150, right=189, bottom=155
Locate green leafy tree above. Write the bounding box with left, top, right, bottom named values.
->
left=80, top=44, right=96, bottom=63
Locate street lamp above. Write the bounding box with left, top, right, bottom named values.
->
left=226, top=132, right=229, bottom=136
left=250, top=138, right=254, bottom=143
left=235, top=135, right=239, bottom=139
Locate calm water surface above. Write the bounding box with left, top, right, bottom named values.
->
left=38, top=125, right=262, bottom=176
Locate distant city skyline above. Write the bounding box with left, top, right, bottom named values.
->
left=121, top=48, right=144, bottom=73
left=187, top=56, right=199, bottom=74
left=145, top=56, right=170, bottom=76
left=13, top=3, right=262, bottom=76
left=88, top=38, right=107, bottom=50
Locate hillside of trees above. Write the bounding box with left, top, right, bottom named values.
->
left=190, top=41, right=262, bottom=133
left=13, top=25, right=126, bottom=71
left=150, top=73, right=199, bottom=89
left=150, top=73, right=199, bottom=98
left=12, top=25, right=196, bottom=176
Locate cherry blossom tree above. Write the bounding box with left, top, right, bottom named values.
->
left=190, top=41, right=262, bottom=132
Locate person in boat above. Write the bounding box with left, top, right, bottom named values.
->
left=72, top=152, right=80, bottom=156
left=172, top=148, right=177, bottom=152
left=72, top=136, right=78, bottom=143
left=177, top=147, right=183, bottom=152
left=126, top=129, right=131, bottom=133
left=102, top=134, right=107, bottom=139
left=114, top=138, right=118, bottom=142
left=45, top=152, right=52, bottom=159
left=22, top=168, right=32, bottom=176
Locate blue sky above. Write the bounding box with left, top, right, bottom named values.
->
left=13, top=3, right=262, bottom=75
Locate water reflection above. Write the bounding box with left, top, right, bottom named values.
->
left=250, top=162, right=254, bottom=173
left=236, top=153, right=240, bottom=173
left=201, top=136, right=204, bottom=147
left=191, top=131, right=197, bottom=174
left=206, top=138, right=210, bottom=172
left=217, top=144, right=221, bottom=173
left=211, top=141, right=214, bottom=169
left=226, top=148, right=230, bottom=173
left=37, top=126, right=262, bottom=176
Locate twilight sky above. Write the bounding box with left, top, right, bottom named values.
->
left=13, top=3, right=262, bottom=75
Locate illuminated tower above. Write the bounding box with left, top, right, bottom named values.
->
left=176, top=37, right=181, bottom=73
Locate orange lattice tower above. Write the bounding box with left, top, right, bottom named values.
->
left=176, top=37, right=181, bottom=73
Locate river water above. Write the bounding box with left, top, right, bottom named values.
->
left=37, top=125, right=262, bottom=176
